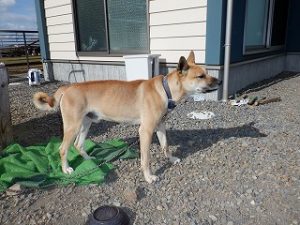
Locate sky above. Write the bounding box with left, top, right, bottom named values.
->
left=0, top=0, right=37, bottom=30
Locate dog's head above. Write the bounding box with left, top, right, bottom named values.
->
left=177, top=51, right=222, bottom=94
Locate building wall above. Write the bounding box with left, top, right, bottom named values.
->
left=205, top=54, right=286, bottom=100
left=42, top=0, right=207, bottom=81
left=149, top=0, right=207, bottom=63
left=44, top=0, right=207, bottom=65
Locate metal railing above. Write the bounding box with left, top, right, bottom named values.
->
left=0, top=30, right=41, bottom=73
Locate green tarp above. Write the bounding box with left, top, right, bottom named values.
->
left=0, top=137, right=137, bottom=192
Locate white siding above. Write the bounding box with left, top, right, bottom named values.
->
left=149, top=0, right=207, bottom=12
left=48, top=33, right=75, bottom=43
left=44, top=0, right=71, bottom=9
left=44, top=0, right=75, bottom=58
left=44, top=0, right=207, bottom=63
left=149, top=0, right=207, bottom=63
left=150, top=23, right=206, bottom=38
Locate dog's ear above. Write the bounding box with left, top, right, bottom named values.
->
left=187, top=50, right=195, bottom=64
left=177, top=56, right=189, bottom=74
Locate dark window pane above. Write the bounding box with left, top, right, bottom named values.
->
left=75, top=0, right=107, bottom=51
left=271, top=0, right=289, bottom=46
left=244, top=0, right=269, bottom=48
left=107, top=0, right=147, bottom=53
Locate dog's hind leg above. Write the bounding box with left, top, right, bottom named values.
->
left=60, top=123, right=82, bottom=174
left=60, top=103, right=85, bottom=174
left=156, top=122, right=180, bottom=164
left=74, top=116, right=92, bottom=159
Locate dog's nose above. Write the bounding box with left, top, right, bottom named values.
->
left=218, top=80, right=222, bottom=86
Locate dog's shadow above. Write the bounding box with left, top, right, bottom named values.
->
left=12, top=114, right=266, bottom=183
left=11, top=112, right=117, bottom=146
left=169, top=122, right=266, bottom=157
left=124, top=122, right=267, bottom=176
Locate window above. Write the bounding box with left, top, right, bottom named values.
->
left=244, top=0, right=289, bottom=53
left=73, top=0, right=148, bottom=54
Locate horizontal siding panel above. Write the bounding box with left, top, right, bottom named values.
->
left=150, top=22, right=206, bottom=38
left=50, top=51, right=77, bottom=60
left=47, top=14, right=73, bottom=26
left=151, top=50, right=205, bottom=63
left=151, top=37, right=206, bottom=51
left=45, top=4, right=72, bottom=18
left=149, top=0, right=207, bottom=13
left=80, top=56, right=124, bottom=62
left=48, top=33, right=75, bottom=43
left=47, top=23, right=74, bottom=34
left=50, top=51, right=124, bottom=62
left=150, top=7, right=207, bottom=26
left=44, top=0, right=71, bottom=9
left=49, top=42, right=75, bottom=51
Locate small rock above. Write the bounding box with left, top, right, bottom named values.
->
left=252, top=175, right=258, bottom=180
left=246, top=189, right=253, bottom=194
left=227, top=221, right=234, bottom=225
left=219, top=141, right=225, bottom=146
left=6, top=184, right=24, bottom=196
left=46, top=213, right=52, bottom=219
left=113, top=201, right=121, bottom=207
left=241, top=141, right=248, bottom=147
left=156, top=205, right=163, bottom=211
left=250, top=200, right=256, bottom=206
left=123, top=187, right=138, bottom=204
left=209, top=215, right=218, bottom=221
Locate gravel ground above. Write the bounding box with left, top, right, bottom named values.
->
left=1, top=72, right=300, bottom=225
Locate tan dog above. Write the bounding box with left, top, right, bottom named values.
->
left=33, top=51, right=221, bottom=183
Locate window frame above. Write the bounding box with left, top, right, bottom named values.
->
left=243, top=0, right=288, bottom=55
left=71, top=0, right=150, bottom=57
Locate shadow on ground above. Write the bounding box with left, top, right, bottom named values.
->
left=238, top=71, right=300, bottom=95
left=13, top=112, right=266, bottom=157
left=116, top=122, right=267, bottom=177
left=12, top=112, right=267, bottom=186
left=12, top=112, right=117, bottom=146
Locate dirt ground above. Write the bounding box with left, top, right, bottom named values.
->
left=0, top=72, right=299, bottom=225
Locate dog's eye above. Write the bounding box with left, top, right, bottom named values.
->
left=197, top=74, right=205, bottom=79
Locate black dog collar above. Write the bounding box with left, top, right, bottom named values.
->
left=162, top=76, right=176, bottom=110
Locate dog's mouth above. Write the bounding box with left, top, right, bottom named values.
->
left=196, top=87, right=219, bottom=93
left=198, top=80, right=222, bottom=93
left=202, top=87, right=219, bottom=93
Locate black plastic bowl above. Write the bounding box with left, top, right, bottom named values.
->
left=88, top=205, right=130, bottom=225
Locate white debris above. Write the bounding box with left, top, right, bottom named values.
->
left=187, top=111, right=215, bottom=120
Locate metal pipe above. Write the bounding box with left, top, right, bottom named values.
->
left=222, top=0, right=234, bottom=101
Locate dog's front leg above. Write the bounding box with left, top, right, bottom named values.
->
left=139, top=125, right=158, bottom=184
left=156, top=122, right=180, bottom=164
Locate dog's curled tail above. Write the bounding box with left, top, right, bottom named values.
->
left=33, top=86, right=68, bottom=111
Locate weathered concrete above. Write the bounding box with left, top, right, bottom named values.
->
left=0, top=63, right=13, bottom=149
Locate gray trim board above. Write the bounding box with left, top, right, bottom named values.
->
left=205, top=0, right=226, bottom=65
left=34, top=0, right=50, bottom=61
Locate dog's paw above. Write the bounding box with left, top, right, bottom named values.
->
left=145, top=175, right=159, bottom=184
left=169, top=156, right=181, bottom=164
left=62, top=166, right=74, bottom=174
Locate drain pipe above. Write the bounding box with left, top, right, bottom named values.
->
left=222, top=0, right=234, bottom=101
